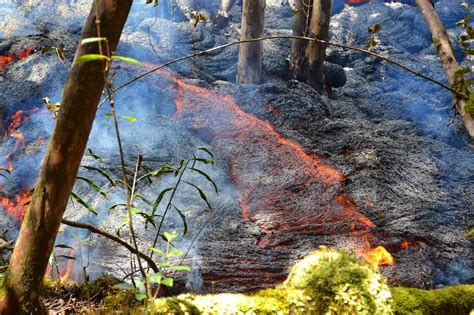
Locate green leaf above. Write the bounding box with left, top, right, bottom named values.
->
left=104, top=113, right=113, bottom=118
left=167, top=249, right=183, bottom=257
left=190, top=168, right=218, bottom=194
left=71, top=192, right=97, bottom=215
left=134, top=210, right=157, bottom=229
left=137, top=165, right=175, bottom=182
left=56, top=255, right=76, bottom=260
left=182, top=180, right=213, bottom=211
left=81, top=37, right=107, bottom=45
left=76, top=176, right=107, bottom=198
left=133, top=194, right=153, bottom=206
left=194, top=158, right=214, bottom=165
left=116, top=223, right=127, bottom=238
left=112, top=55, right=144, bottom=67
left=120, top=115, right=137, bottom=122
left=81, top=165, right=115, bottom=186
left=160, top=277, right=174, bottom=287
left=197, top=147, right=214, bottom=159
left=172, top=204, right=188, bottom=235
left=85, top=149, right=104, bottom=163
left=461, top=2, right=469, bottom=10
left=171, top=265, right=191, bottom=272
left=163, top=231, right=179, bottom=243
left=55, top=244, right=73, bottom=249
left=151, top=188, right=174, bottom=217
left=160, top=260, right=171, bottom=268
left=75, top=54, right=110, bottom=64
left=149, top=247, right=165, bottom=255
left=148, top=273, right=163, bottom=284
left=135, top=293, right=147, bottom=301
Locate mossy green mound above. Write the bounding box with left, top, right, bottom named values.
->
left=146, top=247, right=393, bottom=314
left=391, top=285, right=474, bottom=315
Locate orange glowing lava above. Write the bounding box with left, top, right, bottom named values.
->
left=0, top=192, right=32, bottom=222
left=139, top=66, right=394, bottom=272
left=0, top=47, right=32, bottom=73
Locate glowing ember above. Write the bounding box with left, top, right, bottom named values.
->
left=0, top=47, right=32, bottom=73
left=0, top=192, right=32, bottom=222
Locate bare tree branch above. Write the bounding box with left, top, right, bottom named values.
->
left=61, top=218, right=159, bottom=273
left=109, top=35, right=461, bottom=99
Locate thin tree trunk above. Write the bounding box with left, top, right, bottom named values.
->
left=237, top=0, right=266, bottom=84
left=305, top=0, right=331, bottom=93
left=0, top=1, right=132, bottom=313
left=290, top=0, right=312, bottom=79
left=220, top=0, right=236, bottom=13
left=416, top=0, right=474, bottom=138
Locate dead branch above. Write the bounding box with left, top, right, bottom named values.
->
left=0, top=240, right=14, bottom=251
left=61, top=218, right=159, bottom=273
left=111, top=35, right=461, bottom=98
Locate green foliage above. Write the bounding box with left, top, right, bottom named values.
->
left=136, top=248, right=393, bottom=314
left=465, top=228, right=474, bottom=239
left=391, top=285, right=474, bottom=315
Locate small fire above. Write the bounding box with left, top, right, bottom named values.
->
left=0, top=47, right=32, bottom=73
left=358, top=240, right=394, bottom=270
left=400, top=240, right=417, bottom=250
left=0, top=192, right=32, bottom=222
left=60, top=248, right=76, bottom=285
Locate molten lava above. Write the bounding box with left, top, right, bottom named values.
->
left=0, top=191, right=32, bottom=222
left=0, top=47, right=32, bottom=73
left=145, top=68, right=393, bottom=269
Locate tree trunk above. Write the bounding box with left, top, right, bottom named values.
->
left=290, top=0, right=332, bottom=93
left=237, top=0, right=266, bottom=84
left=305, top=0, right=332, bottom=93
left=290, top=0, right=312, bottom=80
left=0, top=1, right=132, bottom=314
left=416, top=0, right=474, bottom=138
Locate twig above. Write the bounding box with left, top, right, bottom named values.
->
left=0, top=240, right=14, bottom=251
left=61, top=218, right=159, bottom=273
left=101, top=35, right=461, bottom=103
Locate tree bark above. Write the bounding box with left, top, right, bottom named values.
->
left=290, top=0, right=332, bottom=93
left=416, top=0, right=474, bottom=138
left=0, top=1, right=132, bottom=314
left=305, top=0, right=332, bottom=93
left=237, top=0, right=266, bottom=84
left=290, top=0, right=312, bottom=79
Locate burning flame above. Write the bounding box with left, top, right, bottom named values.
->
left=357, top=239, right=394, bottom=270
left=0, top=192, right=32, bottom=222
left=59, top=247, right=76, bottom=285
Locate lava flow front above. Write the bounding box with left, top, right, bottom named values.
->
left=145, top=69, right=393, bottom=289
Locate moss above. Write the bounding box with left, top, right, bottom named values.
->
left=145, top=247, right=392, bottom=314
left=465, top=228, right=474, bottom=239
left=391, top=285, right=474, bottom=315
left=79, top=275, right=122, bottom=301
left=90, top=249, right=473, bottom=315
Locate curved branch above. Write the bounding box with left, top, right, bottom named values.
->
left=61, top=218, right=159, bottom=273
left=110, top=35, right=460, bottom=97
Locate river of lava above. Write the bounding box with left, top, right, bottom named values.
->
left=150, top=69, right=392, bottom=268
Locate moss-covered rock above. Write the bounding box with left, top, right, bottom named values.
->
left=391, top=285, right=474, bottom=315
left=147, top=247, right=393, bottom=314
